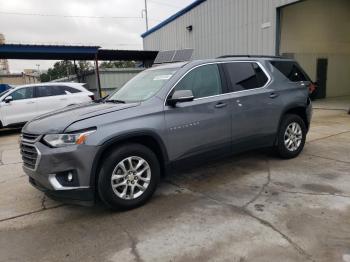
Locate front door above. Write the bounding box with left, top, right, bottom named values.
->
left=164, top=63, right=232, bottom=161
left=1, top=86, right=37, bottom=126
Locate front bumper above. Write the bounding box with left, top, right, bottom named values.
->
left=29, top=177, right=95, bottom=206
left=22, top=139, right=100, bottom=204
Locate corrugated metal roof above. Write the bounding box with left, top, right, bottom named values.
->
left=141, top=0, right=207, bottom=38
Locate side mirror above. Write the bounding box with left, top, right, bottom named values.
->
left=4, top=96, right=13, bottom=103
left=167, top=90, right=194, bottom=107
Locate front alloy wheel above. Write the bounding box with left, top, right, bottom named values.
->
left=98, top=143, right=160, bottom=210
left=111, top=156, right=151, bottom=200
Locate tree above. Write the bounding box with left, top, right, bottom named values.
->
left=100, top=60, right=136, bottom=69
left=40, top=60, right=93, bottom=82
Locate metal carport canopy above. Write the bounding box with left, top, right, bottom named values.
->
left=0, top=44, right=159, bottom=98
left=0, top=44, right=158, bottom=61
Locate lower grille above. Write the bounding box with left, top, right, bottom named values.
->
left=20, top=143, right=39, bottom=169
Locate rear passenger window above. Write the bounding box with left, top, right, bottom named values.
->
left=174, top=64, right=222, bottom=99
left=223, top=62, right=268, bottom=91
left=253, top=63, right=269, bottom=87
left=270, top=61, right=308, bottom=82
left=36, top=86, right=65, bottom=97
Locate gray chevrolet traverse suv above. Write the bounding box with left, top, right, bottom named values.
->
left=21, top=56, right=312, bottom=210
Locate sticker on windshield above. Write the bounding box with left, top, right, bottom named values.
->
left=153, top=75, right=172, bottom=81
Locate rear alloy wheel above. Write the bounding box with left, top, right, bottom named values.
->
left=283, top=122, right=303, bottom=152
left=98, top=143, right=160, bottom=210
left=276, top=114, right=306, bottom=159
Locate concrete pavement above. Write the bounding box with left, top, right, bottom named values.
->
left=0, top=108, right=349, bottom=262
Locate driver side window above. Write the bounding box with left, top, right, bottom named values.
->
left=10, top=87, right=34, bottom=101
left=174, top=64, right=222, bottom=99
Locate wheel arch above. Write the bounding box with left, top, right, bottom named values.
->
left=90, top=131, right=169, bottom=191
left=282, top=106, right=309, bottom=129
left=275, top=104, right=309, bottom=145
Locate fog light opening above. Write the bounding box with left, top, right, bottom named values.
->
left=67, top=172, right=73, bottom=182
left=55, top=170, right=79, bottom=187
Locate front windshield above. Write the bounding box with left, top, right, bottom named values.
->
left=107, top=68, right=178, bottom=102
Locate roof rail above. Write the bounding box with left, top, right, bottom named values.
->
left=217, top=55, right=284, bottom=59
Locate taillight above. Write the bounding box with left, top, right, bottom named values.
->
left=89, top=95, right=95, bottom=101
left=308, top=83, right=316, bottom=94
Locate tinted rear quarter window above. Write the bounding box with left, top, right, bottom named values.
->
left=270, top=61, right=308, bottom=82
left=223, top=62, right=268, bottom=91
left=62, top=86, right=81, bottom=94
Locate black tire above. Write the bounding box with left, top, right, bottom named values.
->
left=275, top=114, right=306, bottom=159
left=98, top=143, right=160, bottom=210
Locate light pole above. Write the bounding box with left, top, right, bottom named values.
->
left=143, top=0, right=149, bottom=31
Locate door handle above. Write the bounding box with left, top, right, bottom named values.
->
left=60, top=98, right=68, bottom=101
left=215, top=102, right=227, bottom=108
left=26, top=101, right=35, bottom=104
left=269, top=93, right=279, bottom=99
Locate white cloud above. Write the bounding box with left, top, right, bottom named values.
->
left=0, top=0, right=194, bottom=72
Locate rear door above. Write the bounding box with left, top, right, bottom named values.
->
left=164, top=63, right=232, bottom=161
left=34, top=85, right=69, bottom=115
left=222, top=61, right=282, bottom=151
left=60, top=85, right=91, bottom=104
left=0, top=86, right=36, bottom=125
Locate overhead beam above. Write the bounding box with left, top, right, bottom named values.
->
left=0, top=44, right=158, bottom=61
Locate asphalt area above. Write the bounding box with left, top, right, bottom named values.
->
left=0, top=107, right=349, bottom=262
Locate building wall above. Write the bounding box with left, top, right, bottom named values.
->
left=143, top=0, right=299, bottom=58
left=0, top=74, right=39, bottom=86
left=0, top=34, right=10, bottom=74
left=280, top=0, right=350, bottom=97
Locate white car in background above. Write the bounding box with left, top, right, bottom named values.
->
left=0, top=82, right=94, bottom=129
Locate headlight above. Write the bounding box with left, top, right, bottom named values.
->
left=43, top=129, right=96, bottom=148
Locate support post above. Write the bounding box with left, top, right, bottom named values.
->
left=73, top=60, right=80, bottom=82
left=144, top=0, right=149, bottom=31
left=94, top=55, right=102, bottom=98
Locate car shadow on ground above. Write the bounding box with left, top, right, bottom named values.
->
left=66, top=148, right=276, bottom=214
left=0, top=128, right=22, bottom=137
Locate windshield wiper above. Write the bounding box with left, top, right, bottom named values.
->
left=105, top=99, right=126, bottom=104
left=93, top=95, right=109, bottom=103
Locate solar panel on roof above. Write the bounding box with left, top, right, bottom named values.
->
left=172, top=49, right=193, bottom=62
left=154, top=50, right=176, bottom=64
left=153, top=49, right=193, bottom=64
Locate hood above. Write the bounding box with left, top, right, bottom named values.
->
left=23, top=101, right=139, bottom=134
